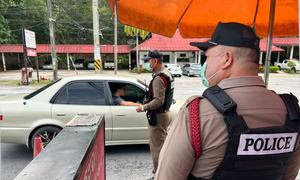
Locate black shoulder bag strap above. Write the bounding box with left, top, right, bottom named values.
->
left=203, top=85, right=248, bottom=133
left=279, top=93, right=300, bottom=131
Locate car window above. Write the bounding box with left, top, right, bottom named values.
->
left=24, top=79, right=61, bottom=100
left=54, top=81, right=106, bottom=105
left=124, top=84, right=145, bottom=103
left=108, top=82, right=145, bottom=105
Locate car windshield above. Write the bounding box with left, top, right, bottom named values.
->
left=191, top=64, right=201, bottom=68
left=23, top=79, right=61, bottom=100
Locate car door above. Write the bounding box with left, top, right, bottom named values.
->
left=50, top=80, right=112, bottom=141
left=108, top=81, right=148, bottom=142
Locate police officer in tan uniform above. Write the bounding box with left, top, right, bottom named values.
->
left=136, top=50, right=174, bottom=176
left=155, top=22, right=300, bottom=180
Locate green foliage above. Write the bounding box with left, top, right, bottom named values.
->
left=118, top=55, right=129, bottom=69
left=0, top=0, right=131, bottom=44
left=130, top=67, right=151, bottom=73
left=269, top=66, right=279, bottom=73
left=259, top=65, right=279, bottom=73
left=283, top=69, right=296, bottom=74
left=287, top=61, right=296, bottom=68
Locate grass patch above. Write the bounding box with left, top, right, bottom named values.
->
left=0, top=79, right=52, bottom=86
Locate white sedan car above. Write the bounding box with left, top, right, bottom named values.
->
left=0, top=75, right=181, bottom=148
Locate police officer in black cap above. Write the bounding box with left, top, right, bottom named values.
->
left=155, top=22, right=300, bottom=180
left=136, top=50, right=175, bottom=175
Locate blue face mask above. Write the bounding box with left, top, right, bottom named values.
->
left=200, top=63, right=209, bottom=87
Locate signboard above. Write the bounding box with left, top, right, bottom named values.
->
left=24, top=29, right=36, bottom=49
left=26, top=49, right=37, bottom=57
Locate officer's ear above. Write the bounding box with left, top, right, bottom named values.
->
left=221, top=51, right=234, bottom=69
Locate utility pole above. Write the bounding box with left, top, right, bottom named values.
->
left=47, top=0, right=58, bottom=80
left=93, top=0, right=102, bottom=72
left=22, top=29, right=29, bottom=85
left=113, top=1, right=118, bottom=75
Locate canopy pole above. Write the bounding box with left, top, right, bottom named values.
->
left=114, top=1, right=118, bottom=75
left=263, top=0, right=276, bottom=87
left=136, top=34, right=140, bottom=73
left=299, top=0, right=300, bottom=62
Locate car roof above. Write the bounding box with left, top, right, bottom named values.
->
left=61, top=75, right=140, bottom=83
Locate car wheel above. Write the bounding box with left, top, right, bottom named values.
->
left=278, top=66, right=281, bottom=71
left=30, top=126, right=62, bottom=149
left=179, top=75, right=182, bottom=77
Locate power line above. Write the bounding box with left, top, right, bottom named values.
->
left=2, top=22, right=44, bottom=32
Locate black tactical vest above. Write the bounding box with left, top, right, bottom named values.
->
left=188, top=85, right=300, bottom=180
left=146, top=72, right=174, bottom=112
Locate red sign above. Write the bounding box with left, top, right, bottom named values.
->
left=78, top=124, right=105, bottom=180
left=26, top=48, right=37, bottom=57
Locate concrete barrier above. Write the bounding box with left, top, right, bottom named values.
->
left=14, top=114, right=105, bottom=180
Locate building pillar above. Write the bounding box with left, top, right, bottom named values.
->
left=289, top=46, right=294, bottom=59
left=259, top=52, right=263, bottom=65
left=277, top=51, right=280, bottom=63
left=195, top=51, right=198, bottom=63
left=198, top=50, right=201, bottom=64
left=67, top=53, right=70, bottom=71
left=2, top=53, right=6, bottom=71
left=174, top=52, right=177, bottom=64
left=128, top=53, right=131, bottom=70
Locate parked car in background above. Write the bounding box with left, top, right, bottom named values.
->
left=182, top=63, right=202, bottom=77
left=275, top=59, right=300, bottom=73
left=104, top=61, right=114, bottom=69
left=74, top=59, right=85, bottom=69
left=87, top=60, right=95, bottom=70
left=164, top=64, right=182, bottom=77
left=0, top=75, right=181, bottom=148
left=42, top=61, right=53, bottom=70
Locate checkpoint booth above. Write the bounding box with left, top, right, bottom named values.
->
left=15, top=114, right=106, bottom=180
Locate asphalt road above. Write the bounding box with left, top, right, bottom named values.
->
left=0, top=70, right=300, bottom=180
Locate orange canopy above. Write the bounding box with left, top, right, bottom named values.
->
left=108, top=0, right=298, bottom=38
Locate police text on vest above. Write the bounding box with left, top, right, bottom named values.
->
left=237, top=133, right=298, bottom=155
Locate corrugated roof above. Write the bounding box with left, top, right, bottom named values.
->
left=135, top=30, right=208, bottom=51
left=136, top=30, right=284, bottom=52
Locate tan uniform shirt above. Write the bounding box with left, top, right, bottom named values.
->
left=143, top=68, right=172, bottom=111
left=155, top=76, right=300, bottom=180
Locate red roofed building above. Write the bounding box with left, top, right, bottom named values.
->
left=135, top=31, right=207, bottom=65
left=0, top=44, right=131, bottom=71
left=136, top=30, right=285, bottom=66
